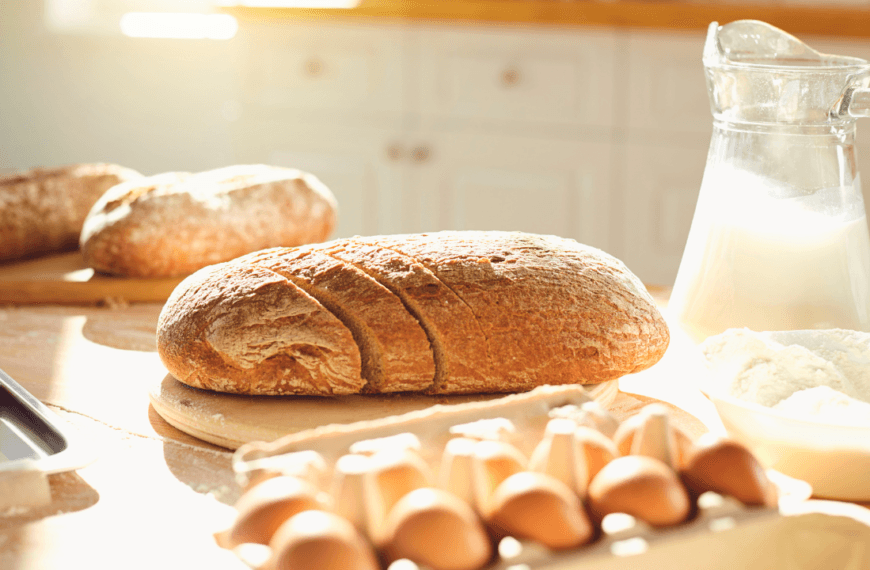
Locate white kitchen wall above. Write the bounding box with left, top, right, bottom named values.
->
left=3, top=2, right=870, bottom=285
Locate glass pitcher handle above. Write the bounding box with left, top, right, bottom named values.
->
left=849, top=89, right=870, bottom=118
left=833, top=87, right=870, bottom=119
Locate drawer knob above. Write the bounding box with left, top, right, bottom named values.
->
left=386, top=143, right=404, bottom=161
left=303, top=57, right=325, bottom=77
left=411, top=146, right=431, bottom=163
left=501, top=67, right=520, bottom=87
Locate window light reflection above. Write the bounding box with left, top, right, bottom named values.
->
left=119, top=12, right=238, bottom=40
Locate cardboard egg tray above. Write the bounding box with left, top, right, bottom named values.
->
left=224, top=385, right=870, bottom=570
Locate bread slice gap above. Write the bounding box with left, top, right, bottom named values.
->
left=322, top=238, right=493, bottom=394
left=244, top=246, right=435, bottom=394
left=157, top=260, right=364, bottom=396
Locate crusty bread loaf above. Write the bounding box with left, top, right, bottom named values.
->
left=323, top=239, right=491, bottom=394
left=0, top=163, right=142, bottom=262
left=241, top=246, right=435, bottom=393
left=80, top=165, right=338, bottom=278
left=157, top=262, right=364, bottom=396
left=157, top=231, right=669, bottom=396
left=373, top=232, right=670, bottom=392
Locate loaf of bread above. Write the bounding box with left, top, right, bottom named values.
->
left=157, top=231, right=669, bottom=396
left=0, top=163, right=142, bottom=262
left=80, top=164, right=338, bottom=278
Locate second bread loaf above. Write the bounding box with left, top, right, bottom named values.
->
left=157, top=231, right=670, bottom=396
left=80, top=164, right=338, bottom=278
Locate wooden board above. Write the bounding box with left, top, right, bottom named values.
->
left=0, top=251, right=185, bottom=304
left=148, top=374, right=706, bottom=450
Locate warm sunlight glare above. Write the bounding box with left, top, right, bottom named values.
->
left=227, top=0, right=361, bottom=8
left=119, top=12, right=238, bottom=40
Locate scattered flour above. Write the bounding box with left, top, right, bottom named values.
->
left=701, top=328, right=870, bottom=426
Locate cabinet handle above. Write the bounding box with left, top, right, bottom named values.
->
left=501, top=67, right=521, bottom=88
left=386, top=143, right=404, bottom=161
left=303, top=57, right=325, bottom=77
left=411, top=146, right=431, bottom=163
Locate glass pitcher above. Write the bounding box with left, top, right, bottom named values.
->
left=669, top=20, right=870, bottom=343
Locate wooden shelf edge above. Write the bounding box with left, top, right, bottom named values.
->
left=225, top=1, right=870, bottom=38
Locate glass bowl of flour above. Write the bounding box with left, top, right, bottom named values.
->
left=699, top=328, right=870, bottom=501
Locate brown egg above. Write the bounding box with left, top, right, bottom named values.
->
left=681, top=433, right=778, bottom=507
left=331, top=454, right=374, bottom=534
left=587, top=456, right=690, bottom=528
left=381, top=487, right=492, bottom=570
left=486, top=471, right=594, bottom=550
left=613, top=404, right=693, bottom=470
left=529, top=418, right=588, bottom=496
left=471, top=440, right=527, bottom=513
left=371, top=449, right=431, bottom=511
left=368, top=448, right=432, bottom=540
left=574, top=426, right=619, bottom=482
left=268, top=510, right=380, bottom=570
left=439, top=438, right=478, bottom=506
left=227, top=476, right=333, bottom=547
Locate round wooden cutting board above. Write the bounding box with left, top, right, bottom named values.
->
left=148, top=375, right=706, bottom=450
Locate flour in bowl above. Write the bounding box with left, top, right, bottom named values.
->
left=700, top=328, right=870, bottom=426
left=773, top=386, right=870, bottom=427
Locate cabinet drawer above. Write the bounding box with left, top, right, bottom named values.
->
left=236, top=21, right=407, bottom=118
left=415, top=27, right=616, bottom=128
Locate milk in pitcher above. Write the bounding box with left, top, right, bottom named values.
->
left=669, top=166, right=870, bottom=342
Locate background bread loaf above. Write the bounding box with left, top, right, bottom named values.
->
left=157, top=231, right=670, bottom=396
left=0, top=163, right=141, bottom=262
left=80, top=164, right=338, bottom=278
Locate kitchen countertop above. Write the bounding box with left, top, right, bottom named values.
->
left=0, top=294, right=859, bottom=569
left=226, top=1, right=870, bottom=39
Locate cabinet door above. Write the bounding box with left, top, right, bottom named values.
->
left=619, top=141, right=709, bottom=286
left=404, top=131, right=613, bottom=252
left=626, top=30, right=712, bottom=138
left=415, top=26, right=616, bottom=130
left=234, top=20, right=408, bottom=122
left=230, top=119, right=403, bottom=240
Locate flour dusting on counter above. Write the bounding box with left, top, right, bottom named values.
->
left=700, top=328, right=870, bottom=426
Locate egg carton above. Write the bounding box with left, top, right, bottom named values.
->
left=220, top=385, right=852, bottom=570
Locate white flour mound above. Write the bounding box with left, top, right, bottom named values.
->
left=700, top=328, right=870, bottom=425
left=773, top=386, right=870, bottom=427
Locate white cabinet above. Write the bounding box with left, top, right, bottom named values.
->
left=415, top=27, right=616, bottom=130
left=234, top=20, right=410, bottom=122
left=230, top=21, right=619, bottom=255
left=233, top=121, right=612, bottom=251
left=626, top=31, right=711, bottom=139
left=618, top=140, right=708, bottom=286
left=406, top=131, right=612, bottom=251
left=230, top=119, right=403, bottom=239
left=620, top=30, right=713, bottom=283
left=227, top=22, right=870, bottom=286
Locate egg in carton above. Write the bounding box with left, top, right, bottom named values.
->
left=218, top=385, right=821, bottom=570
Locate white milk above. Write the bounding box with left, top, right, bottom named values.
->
left=670, top=168, right=870, bottom=343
